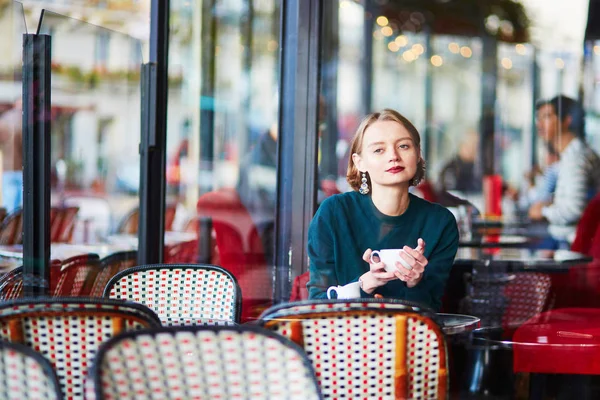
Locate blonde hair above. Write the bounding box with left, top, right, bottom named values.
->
left=346, top=109, right=425, bottom=191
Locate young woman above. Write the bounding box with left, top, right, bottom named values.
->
left=307, top=109, right=459, bottom=310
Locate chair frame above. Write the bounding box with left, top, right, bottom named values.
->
left=89, top=251, right=138, bottom=297
left=0, top=340, right=63, bottom=400
left=260, top=297, right=436, bottom=320
left=0, top=297, right=162, bottom=324
left=258, top=299, right=448, bottom=400
left=0, top=298, right=161, bottom=399
left=103, top=263, right=243, bottom=323
left=0, top=207, right=23, bottom=245
left=90, top=324, right=323, bottom=400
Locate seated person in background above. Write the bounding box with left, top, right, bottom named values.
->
left=438, top=130, right=481, bottom=193
left=529, top=95, right=600, bottom=241
left=517, top=142, right=559, bottom=211
left=307, top=109, right=459, bottom=311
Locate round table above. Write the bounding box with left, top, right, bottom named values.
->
left=436, top=313, right=480, bottom=335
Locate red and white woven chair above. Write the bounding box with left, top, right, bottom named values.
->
left=259, top=299, right=448, bottom=400
left=103, top=264, right=242, bottom=325
left=0, top=298, right=161, bottom=400
left=89, top=251, right=138, bottom=297
left=261, top=297, right=432, bottom=319
left=0, top=340, right=62, bottom=400
left=89, top=325, right=322, bottom=400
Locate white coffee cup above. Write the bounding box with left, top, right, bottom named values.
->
left=370, top=249, right=412, bottom=272
left=327, top=281, right=361, bottom=299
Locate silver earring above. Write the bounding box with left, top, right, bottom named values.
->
left=359, top=172, right=370, bottom=195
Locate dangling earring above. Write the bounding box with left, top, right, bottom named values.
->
left=359, top=172, right=370, bottom=195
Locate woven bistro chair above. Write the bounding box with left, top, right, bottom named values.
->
left=53, top=254, right=101, bottom=297
left=261, top=297, right=432, bottom=319
left=103, top=264, right=242, bottom=325
left=0, top=208, right=23, bottom=245
left=0, top=340, right=62, bottom=400
left=0, top=298, right=161, bottom=400
left=258, top=299, right=449, bottom=400
left=89, top=325, right=322, bottom=400
left=89, top=251, right=138, bottom=297
left=0, top=260, right=63, bottom=300
left=0, top=256, right=100, bottom=300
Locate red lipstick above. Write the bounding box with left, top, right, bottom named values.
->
left=386, top=166, right=404, bottom=173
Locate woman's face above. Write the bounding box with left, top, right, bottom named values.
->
left=352, top=120, right=419, bottom=191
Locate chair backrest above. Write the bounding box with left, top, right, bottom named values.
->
left=460, top=271, right=551, bottom=329
left=164, top=202, right=177, bottom=231
left=502, top=272, right=552, bottom=328
left=0, top=267, right=24, bottom=300
left=197, top=189, right=273, bottom=321
left=103, top=264, right=242, bottom=324
left=0, top=207, right=7, bottom=224
left=0, top=260, right=62, bottom=300
left=571, top=193, right=600, bottom=256
left=261, top=297, right=433, bottom=319
left=50, top=206, right=79, bottom=243
left=258, top=299, right=448, bottom=400
left=89, top=251, right=138, bottom=297
left=90, top=325, right=322, bottom=400
left=115, top=207, right=139, bottom=234
left=116, top=203, right=177, bottom=235
left=53, top=254, right=101, bottom=297
left=0, top=340, right=63, bottom=400
left=0, top=208, right=22, bottom=245
left=164, top=239, right=198, bottom=264
left=289, top=272, right=310, bottom=301
left=0, top=298, right=161, bottom=400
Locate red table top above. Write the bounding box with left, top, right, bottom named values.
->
left=513, top=308, right=600, bottom=374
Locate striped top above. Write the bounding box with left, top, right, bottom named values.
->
left=542, top=138, right=600, bottom=228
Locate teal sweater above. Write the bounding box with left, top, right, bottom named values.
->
left=307, top=191, right=459, bottom=310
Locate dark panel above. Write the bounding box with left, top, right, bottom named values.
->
left=138, top=0, right=170, bottom=265
left=320, top=0, right=339, bottom=179
left=361, top=1, right=374, bottom=116
left=274, top=0, right=323, bottom=302
left=585, top=0, right=600, bottom=41
left=199, top=0, right=217, bottom=195
left=480, top=35, right=498, bottom=176
left=22, top=34, right=51, bottom=296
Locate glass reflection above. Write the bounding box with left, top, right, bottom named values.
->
left=167, top=0, right=280, bottom=321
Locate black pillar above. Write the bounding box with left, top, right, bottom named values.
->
left=480, top=35, right=498, bottom=176
left=320, top=0, right=339, bottom=180
left=138, top=0, right=170, bottom=265
left=199, top=0, right=217, bottom=196
left=22, top=33, right=51, bottom=296
left=361, top=0, right=374, bottom=116
left=274, top=0, right=323, bottom=302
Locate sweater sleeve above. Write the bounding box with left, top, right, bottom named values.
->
left=413, top=212, right=459, bottom=310
left=542, top=147, right=590, bottom=225
left=307, top=200, right=337, bottom=299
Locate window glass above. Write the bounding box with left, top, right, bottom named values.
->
left=166, top=0, right=281, bottom=321
left=38, top=11, right=144, bottom=246
left=0, top=2, right=27, bottom=227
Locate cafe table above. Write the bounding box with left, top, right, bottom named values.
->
left=0, top=242, right=135, bottom=261
left=458, top=233, right=535, bottom=248
left=105, top=231, right=197, bottom=247
left=454, top=247, right=592, bottom=272
left=461, top=309, right=600, bottom=399
left=436, top=313, right=480, bottom=335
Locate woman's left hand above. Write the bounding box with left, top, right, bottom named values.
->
left=394, top=238, right=428, bottom=288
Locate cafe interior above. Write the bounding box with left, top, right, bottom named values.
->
left=1, top=0, right=600, bottom=398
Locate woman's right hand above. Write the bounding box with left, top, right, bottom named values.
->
left=359, top=248, right=398, bottom=294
